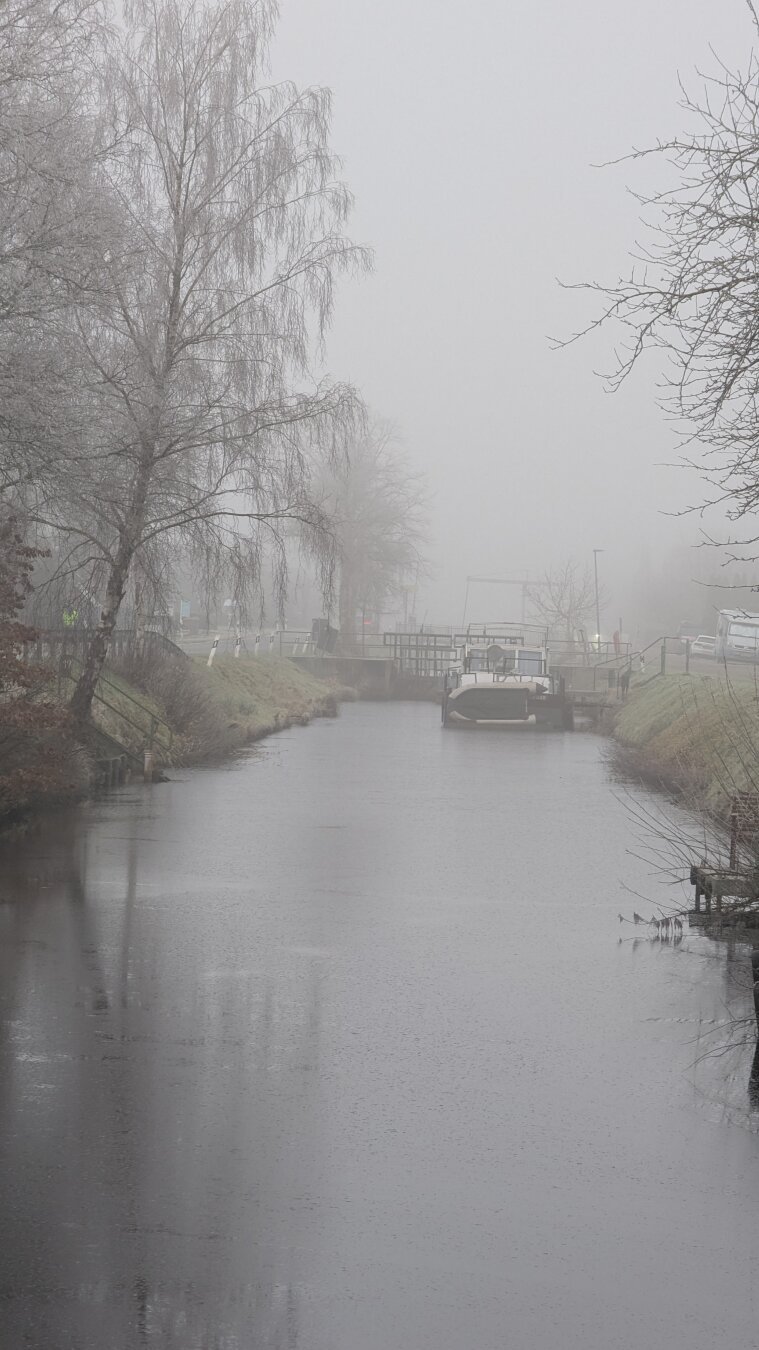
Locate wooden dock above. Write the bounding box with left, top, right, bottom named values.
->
left=689, top=862, right=759, bottom=922
left=687, top=794, right=759, bottom=924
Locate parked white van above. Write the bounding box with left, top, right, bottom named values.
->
left=716, top=609, right=759, bottom=662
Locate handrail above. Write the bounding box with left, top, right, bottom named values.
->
left=90, top=721, right=143, bottom=769
left=590, top=635, right=680, bottom=671
left=58, top=656, right=173, bottom=752
left=89, top=686, right=171, bottom=752
left=95, top=666, right=172, bottom=729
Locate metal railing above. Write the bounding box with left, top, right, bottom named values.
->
left=23, top=627, right=188, bottom=668
left=172, top=626, right=652, bottom=682
left=23, top=636, right=175, bottom=766
left=57, top=657, right=174, bottom=758
left=383, top=631, right=460, bottom=676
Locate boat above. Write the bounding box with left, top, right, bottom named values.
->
left=441, top=627, right=572, bottom=730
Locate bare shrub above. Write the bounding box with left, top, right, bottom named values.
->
left=113, top=648, right=229, bottom=763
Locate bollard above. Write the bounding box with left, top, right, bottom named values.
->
left=143, top=748, right=154, bottom=783
left=207, top=633, right=220, bottom=667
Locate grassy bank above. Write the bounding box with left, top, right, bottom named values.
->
left=90, top=651, right=341, bottom=766
left=193, top=654, right=340, bottom=755
left=613, top=674, right=759, bottom=819
left=114, top=651, right=343, bottom=765
left=88, top=653, right=341, bottom=763
left=1, top=655, right=340, bottom=829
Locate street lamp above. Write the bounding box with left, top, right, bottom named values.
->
left=593, top=549, right=604, bottom=655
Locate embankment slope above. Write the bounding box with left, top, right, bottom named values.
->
left=1, top=656, right=339, bottom=827
left=613, top=674, right=759, bottom=818
left=109, top=652, right=341, bottom=762
left=196, top=655, right=340, bottom=751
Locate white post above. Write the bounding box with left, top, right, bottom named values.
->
left=207, top=634, right=220, bottom=667
left=234, top=630, right=241, bottom=658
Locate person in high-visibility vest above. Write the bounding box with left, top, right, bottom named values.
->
left=62, top=607, right=78, bottom=627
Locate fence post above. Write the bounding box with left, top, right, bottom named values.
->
left=207, top=634, right=220, bottom=667
left=685, top=638, right=691, bottom=675
left=143, top=715, right=157, bottom=783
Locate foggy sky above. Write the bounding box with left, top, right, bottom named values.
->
left=272, top=1, right=751, bottom=635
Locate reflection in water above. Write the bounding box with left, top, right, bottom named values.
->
left=0, top=793, right=321, bottom=1348
left=749, top=1042, right=759, bottom=1111
left=1, top=707, right=759, bottom=1350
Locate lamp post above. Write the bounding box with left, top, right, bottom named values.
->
left=593, top=549, right=604, bottom=655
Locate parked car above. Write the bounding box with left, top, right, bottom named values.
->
left=689, top=634, right=716, bottom=658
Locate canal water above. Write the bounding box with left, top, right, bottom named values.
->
left=1, top=702, right=758, bottom=1349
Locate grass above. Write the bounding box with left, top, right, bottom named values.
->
left=196, top=654, right=339, bottom=746
left=614, top=674, right=759, bottom=817
left=65, top=653, right=340, bottom=766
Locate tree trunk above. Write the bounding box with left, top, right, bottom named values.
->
left=68, top=540, right=133, bottom=725
left=338, top=566, right=357, bottom=654
left=133, top=567, right=146, bottom=659
left=69, top=457, right=153, bottom=724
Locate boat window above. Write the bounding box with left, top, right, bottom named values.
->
left=516, top=648, right=544, bottom=674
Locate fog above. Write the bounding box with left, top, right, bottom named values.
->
left=8, top=7, right=759, bottom=1344
left=273, top=0, right=751, bottom=634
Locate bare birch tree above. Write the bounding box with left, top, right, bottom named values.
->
left=34, top=0, right=370, bottom=722
left=315, top=419, right=427, bottom=647
left=569, top=3, right=759, bottom=560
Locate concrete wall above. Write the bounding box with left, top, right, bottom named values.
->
left=289, top=656, right=442, bottom=701
left=290, top=655, right=395, bottom=694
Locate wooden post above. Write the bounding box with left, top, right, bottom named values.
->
left=144, top=715, right=156, bottom=782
